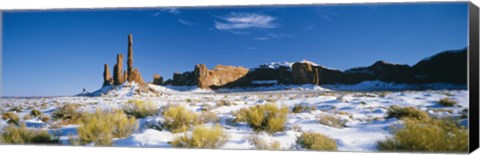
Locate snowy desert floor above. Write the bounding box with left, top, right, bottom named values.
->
left=0, top=83, right=469, bottom=152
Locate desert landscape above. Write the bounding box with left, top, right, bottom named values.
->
left=0, top=34, right=469, bottom=152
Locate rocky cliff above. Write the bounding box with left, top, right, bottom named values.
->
left=193, top=64, right=249, bottom=89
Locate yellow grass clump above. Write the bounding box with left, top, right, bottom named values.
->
left=162, top=105, right=199, bottom=133
left=234, top=103, right=289, bottom=133
left=377, top=118, right=468, bottom=152
left=77, top=110, right=138, bottom=146
left=296, top=132, right=337, bottom=151
left=171, top=124, right=228, bottom=148
left=1, top=124, right=58, bottom=144
left=123, top=100, right=159, bottom=118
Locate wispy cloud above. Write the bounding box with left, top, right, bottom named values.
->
left=178, top=19, right=196, bottom=26
left=214, top=13, right=279, bottom=31
left=152, top=8, right=180, bottom=16
left=320, top=15, right=333, bottom=21
left=304, top=25, right=316, bottom=30
left=254, top=33, right=294, bottom=41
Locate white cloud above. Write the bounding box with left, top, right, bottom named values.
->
left=178, top=19, right=196, bottom=26
left=153, top=8, right=180, bottom=16
left=254, top=33, right=294, bottom=41
left=214, top=13, right=279, bottom=31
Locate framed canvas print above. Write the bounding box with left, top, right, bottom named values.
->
left=0, top=0, right=479, bottom=154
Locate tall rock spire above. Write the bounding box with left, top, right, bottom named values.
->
left=127, top=34, right=134, bottom=82
left=103, top=64, right=113, bottom=86
left=113, top=54, right=124, bottom=85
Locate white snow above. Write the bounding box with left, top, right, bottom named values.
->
left=251, top=80, right=278, bottom=85
left=0, top=81, right=469, bottom=152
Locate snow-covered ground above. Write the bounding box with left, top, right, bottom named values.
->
left=0, top=81, right=469, bottom=152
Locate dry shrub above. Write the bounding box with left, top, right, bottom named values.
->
left=292, top=104, right=316, bottom=113
left=386, top=106, right=429, bottom=121
left=438, top=98, right=458, bottom=107
left=377, top=118, right=468, bottom=152
left=216, top=100, right=233, bottom=107
left=246, top=134, right=282, bottom=150
left=200, top=104, right=213, bottom=111
left=1, top=124, right=58, bottom=144
left=199, top=111, right=219, bottom=123
left=39, top=115, right=51, bottom=123
left=2, top=112, right=20, bottom=125
left=296, top=132, right=337, bottom=151
left=77, top=110, right=137, bottom=146
left=318, top=114, right=347, bottom=128
left=23, top=114, right=33, bottom=120
left=52, top=104, right=83, bottom=124
left=171, top=124, right=228, bottom=148
left=162, top=105, right=199, bottom=133
left=123, top=100, right=159, bottom=118
left=232, top=108, right=249, bottom=123
left=30, top=109, right=42, bottom=117
left=234, top=103, right=289, bottom=133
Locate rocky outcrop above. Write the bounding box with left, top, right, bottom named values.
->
left=103, top=64, right=113, bottom=86
left=413, top=48, right=467, bottom=84
left=171, top=72, right=194, bottom=86
left=153, top=74, right=163, bottom=85
left=194, top=64, right=209, bottom=88
left=193, top=64, right=249, bottom=89
left=344, top=61, right=415, bottom=83
left=113, top=54, right=125, bottom=85
left=291, top=61, right=315, bottom=84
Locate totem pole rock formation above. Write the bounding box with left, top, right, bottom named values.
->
left=103, top=34, right=145, bottom=88
left=125, top=34, right=145, bottom=85
left=103, top=64, right=113, bottom=86
left=113, top=54, right=125, bottom=85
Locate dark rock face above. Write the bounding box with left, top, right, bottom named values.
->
left=103, top=64, right=113, bottom=86
left=316, top=66, right=345, bottom=85
left=344, top=61, right=416, bottom=83
left=291, top=62, right=315, bottom=84
left=113, top=54, right=125, bottom=85
left=413, top=48, right=467, bottom=84
left=172, top=72, right=194, bottom=86
left=153, top=74, right=163, bottom=85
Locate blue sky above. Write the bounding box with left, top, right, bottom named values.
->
left=2, top=2, right=468, bottom=96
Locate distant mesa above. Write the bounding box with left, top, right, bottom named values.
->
left=159, top=48, right=467, bottom=89
left=100, top=34, right=467, bottom=92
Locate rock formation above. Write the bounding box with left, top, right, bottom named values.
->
left=153, top=74, right=163, bottom=85
left=194, top=64, right=209, bottom=88
left=99, top=35, right=466, bottom=91
left=113, top=54, right=124, bottom=85
left=291, top=61, right=315, bottom=84
left=125, top=34, right=145, bottom=85
left=193, top=64, right=249, bottom=89
left=127, top=34, right=135, bottom=82
left=103, top=34, right=146, bottom=88
left=413, top=48, right=467, bottom=84
left=103, top=64, right=113, bottom=86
